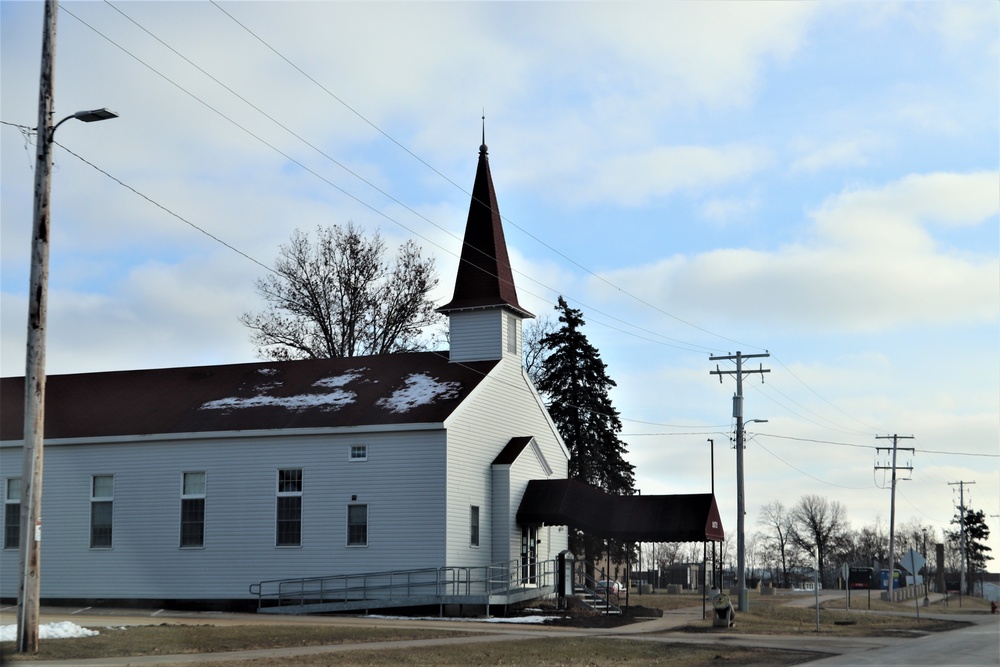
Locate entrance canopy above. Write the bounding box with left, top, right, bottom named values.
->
left=516, top=478, right=724, bottom=542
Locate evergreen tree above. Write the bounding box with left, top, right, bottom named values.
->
left=536, top=297, right=635, bottom=564
left=947, top=506, right=992, bottom=595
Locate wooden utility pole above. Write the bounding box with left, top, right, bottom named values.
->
left=875, top=434, right=914, bottom=601
left=17, top=0, right=58, bottom=654
left=710, top=351, right=770, bottom=612
left=948, top=480, right=974, bottom=597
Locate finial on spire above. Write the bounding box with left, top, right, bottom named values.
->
left=480, top=110, right=487, bottom=155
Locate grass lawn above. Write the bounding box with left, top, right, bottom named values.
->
left=1, top=592, right=989, bottom=665
left=629, top=589, right=975, bottom=636
left=1, top=626, right=822, bottom=666
left=0, top=625, right=470, bottom=662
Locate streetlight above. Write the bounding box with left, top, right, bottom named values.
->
left=735, top=416, right=767, bottom=613
left=17, top=104, right=117, bottom=654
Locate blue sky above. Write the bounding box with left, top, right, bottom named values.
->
left=2, top=2, right=998, bottom=568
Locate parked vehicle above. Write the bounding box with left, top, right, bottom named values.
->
left=596, top=580, right=624, bottom=595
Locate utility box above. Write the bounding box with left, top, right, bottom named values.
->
left=557, top=550, right=575, bottom=601
left=712, top=592, right=736, bottom=628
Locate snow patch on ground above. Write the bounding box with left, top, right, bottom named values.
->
left=377, top=373, right=461, bottom=412
left=0, top=622, right=99, bottom=641
left=365, top=614, right=552, bottom=624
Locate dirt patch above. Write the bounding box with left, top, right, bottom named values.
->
left=519, top=603, right=662, bottom=628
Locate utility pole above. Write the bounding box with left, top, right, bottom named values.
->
left=875, top=434, right=914, bottom=601
left=710, top=351, right=770, bottom=613
left=18, top=0, right=58, bottom=654
left=708, top=438, right=716, bottom=590
left=948, top=481, right=974, bottom=597
left=16, top=1, right=117, bottom=654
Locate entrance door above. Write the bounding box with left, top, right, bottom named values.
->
left=521, top=525, right=537, bottom=585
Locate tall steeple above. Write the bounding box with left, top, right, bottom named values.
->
left=439, top=138, right=533, bottom=363
left=438, top=140, right=532, bottom=318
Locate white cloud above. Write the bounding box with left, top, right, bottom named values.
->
left=582, top=144, right=772, bottom=207
left=592, top=171, right=999, bottom=332
left=790, top=137, right=875, bottom=174
left=701, top=194, right=760, bottom=224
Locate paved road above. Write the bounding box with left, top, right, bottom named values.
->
left=2, top=603, right=997, bottom=666
left=809, top=613, right=999, bottom=666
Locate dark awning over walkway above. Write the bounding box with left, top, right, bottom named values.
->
left=516, top=478, right=724, bottom=542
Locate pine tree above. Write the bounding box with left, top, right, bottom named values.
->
left=947, top=506, right=992, bottom=595
left=536, top=297, right=635, bottom=564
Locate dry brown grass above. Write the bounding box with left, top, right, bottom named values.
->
left=1, top=629, right=822, bottom=667
left=0, top=624, right=469, bottom=662
left=218, top=637, right=823, bottom=667
left=629, top=589, right=975, bottom=636
left=2, top=591, right=989, bottom=665
left=820, top=591, right=993, bottom=615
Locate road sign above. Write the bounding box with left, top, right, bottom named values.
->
left=902, top=549, right=925, bottom=574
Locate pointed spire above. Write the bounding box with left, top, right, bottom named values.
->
left=438, top=138, right=533, bottom=318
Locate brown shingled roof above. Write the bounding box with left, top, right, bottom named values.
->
left=438, top=143, right=532, bottom=318
left=0, top=352, right=499, bottom=441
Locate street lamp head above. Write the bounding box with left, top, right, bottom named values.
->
left=73, top=108, right=118, bottom=123
left=747, top=419, right=768, bottom=424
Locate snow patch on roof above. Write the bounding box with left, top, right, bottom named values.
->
left=313, top=369, right=367, bottom=388
left=377, top=373, right=461, bottom=413
left=200, top=390, right=355, bottom=412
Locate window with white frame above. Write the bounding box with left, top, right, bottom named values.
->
left=507, top=313, right=517, bottom=354
left=276, top=469, right=302, bottom=547
left=90, top=475, right=114, bottom=548
left=347, top=504, right=367, bottom=546
left=470, top=505, right=480, bottom=547
left=4, top=478, right=20, bottom=550
left=349, top=445, right=368, bottom=461
left=180, top=472, right=206, bottom=548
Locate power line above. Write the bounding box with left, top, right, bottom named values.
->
left=65, top=3, right=716, bottom=358
left=51, top=3, right=992, bottom=457
left=54, top=142, right=276, bottom=276
left=755, top=438, right=873, bottom=490
left=207, top=0, right=762, bottom=355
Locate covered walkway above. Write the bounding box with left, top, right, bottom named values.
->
left=516, top=478, right=725, bottom=542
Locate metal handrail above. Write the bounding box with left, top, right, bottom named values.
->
left=572, top=559, right=621, bottom=614
left=251, top=558, right=558, bottom=610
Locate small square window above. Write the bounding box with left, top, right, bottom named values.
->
left=350, top=445, right=368, bottom=461
left=277, top=469, right=302, bottom=494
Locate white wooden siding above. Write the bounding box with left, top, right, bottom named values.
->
left=444, top=356, right=569, bottom=568
left=0, top=429, right=447, bottom=600
left=447, top=310, right=522, bottom=362
left=448, top=310, right=502, bottom=362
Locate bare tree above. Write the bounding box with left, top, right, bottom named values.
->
left=757, top=500, right=799, bottom=588
left=790, top=494, right=850, bottom=588
left=522, top=315, right=555, bottom=385
left=854, top=516, right=889, bottom=568
left=241, top=223, right=439, bottom=360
